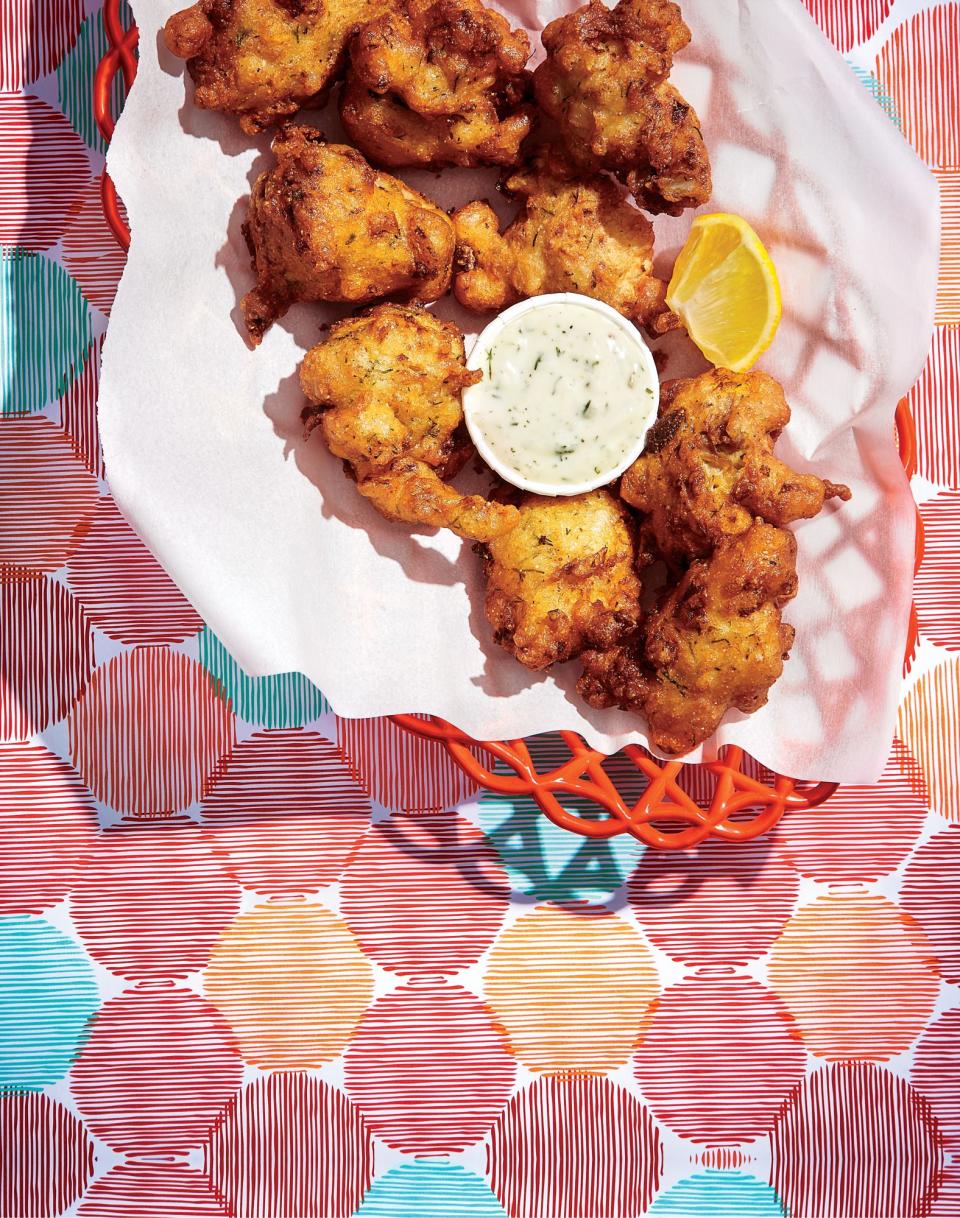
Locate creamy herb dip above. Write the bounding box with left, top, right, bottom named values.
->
left=464, top=297, right=659, bottom=493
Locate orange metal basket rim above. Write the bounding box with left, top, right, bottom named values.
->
left=93, top=1, right=923, bottom=848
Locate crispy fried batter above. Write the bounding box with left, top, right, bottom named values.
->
left=579, top=522, right=798, bottom=754
left=452, top=151, right=678, bottom=335
left=300, top=303, right=518, bottom=542
left=241, top=126, right=455, bottom=344
left=340, top=0, right=534, bottom=169
left=163, top=0, right=388, bottom=134
left=481, top=489, right=642, bottom=671
left=533, top=0, right=711, bottom=214
left=620, top=368, right=852, bottom=566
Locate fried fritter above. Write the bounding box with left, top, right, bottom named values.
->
left=533, top=0, right=711, bottom=215
left=579, top=522, right=798, bottom=754
left=340, top=0, right=535, bottom=169
left=480, top=489, right=642, bottom=671
left=620, top=369, right=852, bottom=567
left=300, top=304, right=518, bottom=542
left=241, top=126, right=455, bottom=344
left=452, top=151, right=678, bottom=335
left=163, top=0, right=388, bottom=134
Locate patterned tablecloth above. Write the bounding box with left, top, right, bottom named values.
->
left=1, top=1, right=959, bottom=1215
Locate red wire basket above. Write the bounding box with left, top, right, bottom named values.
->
left=94, top=0, right=922, bottom=849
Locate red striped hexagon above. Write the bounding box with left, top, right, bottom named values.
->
left=772, top=739, right=929, bottom=882
left=0, top=93, right=91, bottom=250
left=912, top=1008, right=960, bottom=1153
left=70, top=818, right=242, bottom=980
left=916, top=490, right=960, bottom=651
left=0, top=416, right=99, bottom=573
left=801, top=0, right=892, bottom=53
left=205, top=1074, right=374, bottom=1218
left=70, top=986, right=243, bottom=1154
left=58, top=337, right=105, bottom=480
left=62, top=173, right=128, bottom=316
left=0, top=0, right=86, bottom=90
left=488, top=1075, right=661, bottom=1218
left=0, top=742, right=98, bottom=915
left=200, top=730, right=371, bottom=896
left=876, top=4, right=960, bottom=168
left=344, top=979, right=515, bottom=1152
left=910, top=326, right=960, bottom=489
left=340, top=812, right=508, bottom=975
left=68, top=648, right=235, bottom=816
left=1, top=573, right=95, bottom=741
left=900, top=657, right=960, bottom=823
left=66, top=495, right=203, bottom=644
left=77, top=1164, right=229, bottom=1217
left=901, top=826, right=960, bottom=983
left=938, top=171, right=960, bottom=325
left=633, top=976, right=805, bottom=1144
left=335, top=715, right=481, bottom=812
left=628, top=836, right=799, bottom=965
left=770, top=1062, right=945, bottom=1218
left=0, top=1092, right=94, bottom=1218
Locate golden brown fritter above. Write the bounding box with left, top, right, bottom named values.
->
left=163, top=0, right=389, bottom=134
left=480, top=489, right=642, bottom=671
left=579, top=522, right=798, bottom=754
left=340, top=0, right=535, bottom=169
left=241, top=126, right=455, bottom=344
left=300, top=303, right=518, bottom=542
left=533, top=0, right=712, bottom=215
left=452, top=151, right=679, bottom=335
left=620, top=369, right=852, bottom=567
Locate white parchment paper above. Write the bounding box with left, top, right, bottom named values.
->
left=100, top=0, right=940, bottom=782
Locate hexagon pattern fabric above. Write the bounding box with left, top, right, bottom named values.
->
left=0, top=2, right=958, bottom=1215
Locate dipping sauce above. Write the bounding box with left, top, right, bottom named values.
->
left=463, top=295, right=660, bottom=496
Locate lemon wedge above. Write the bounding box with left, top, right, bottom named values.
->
left=666, top=213, right=782, bottom=373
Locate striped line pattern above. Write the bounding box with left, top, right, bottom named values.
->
left=0, top=1092, right=94, bottom=1217
left=0, top=0, right=85, bottom=91
left=67, top=647, right=235, bottom=816
left=901, top=825, right=960, bottom=985
left=937, top=169, right=960, bottom=324
left=340, top=812, right=509, bottom=976
left=1, top=573, right=95, bottom=741
left=488, top=1075, right=661, bottom=1218
left=768, top=892, right=940, bottom=1061
left=910, top=325, right=960, bottom=489
left=58, top=336, right=105, bottom=479
left=56, top=4, right=133, bottom=153
left=916, top=490, right=960, bottom=650
left=76, top=1163, right=229, bottom=1218
left=62, top=175, right=128, bottom=315
left=0, top=94, right=91, bottom=251
left=912, top=1008, right=960, bottom=1153
left=1, top=248, right=93, bottom=414
left=69, top=987, right=243, bottom=1155
left=69, top=818, right=241, bottom=980
left=206, top=1074, right=374, bottom=1218
left=875, top=3, right=960, bottom=167
left=634, top=977, right=806, bottom=1144
left=200, top=729, right=371, bottom=896
left=0, top=741, right=97, bottom=916
left=899, top=657, right=960, bottom=822
left=66, top=494, right=203, bottom=644
left=770, top=1063, right=945, bottom=1218
left=344, top=980, right=516, bottom=1153
left=203, top=900, right=374, bottom=1070
left=802, top=0, right=893, bottom=54
left=336, top=714, right=481, bottom=812
left=197, top=627, right=328, bottom=729
left=0, top=415, right=98, bottom=572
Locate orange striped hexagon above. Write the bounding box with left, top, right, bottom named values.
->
left=769, top=891, right=940, bottom=1061
left=899, top=657, right=960, bottom=823
left=203, top=899, right=374, bottom=1070
left=483, top=904, right=659, bottom=1074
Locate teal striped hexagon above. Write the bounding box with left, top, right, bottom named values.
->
left=197, top=626, right=329, bottom=729
left=0, top=915, right=99, bottom=1091
left=1, top=249, right=93, bottom=415
left=56, top=2, right=135, bottom=153
left=648, top=1172, right=786, bottom=1218
left=355, top=1161, right=508, bottom=1218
